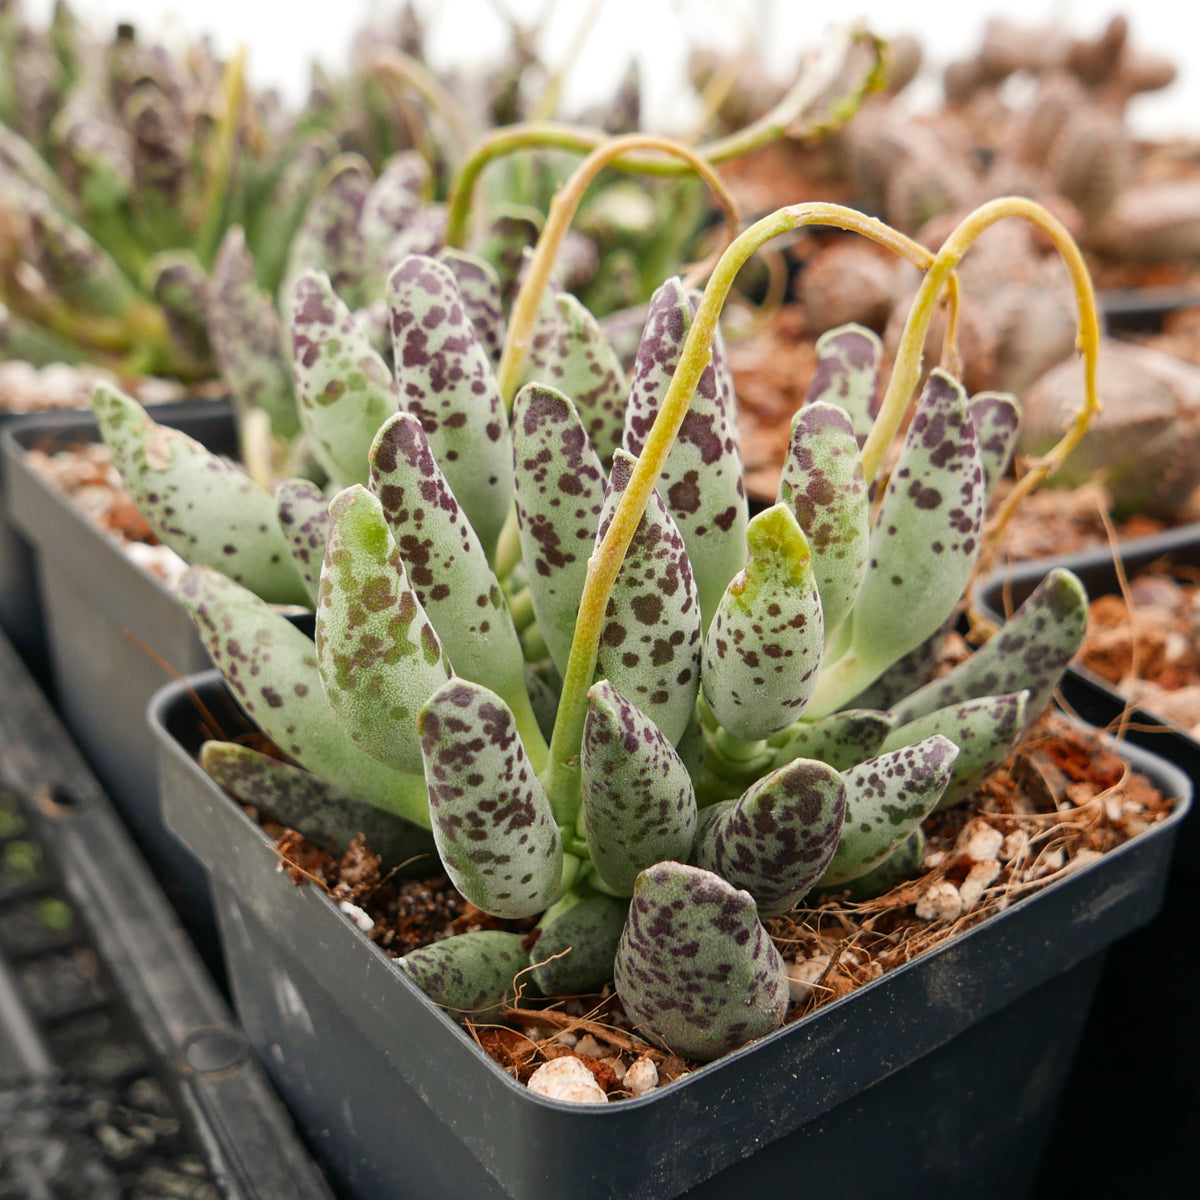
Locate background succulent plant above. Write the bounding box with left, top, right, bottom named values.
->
left=94, top=179, right=1097, bottom=1065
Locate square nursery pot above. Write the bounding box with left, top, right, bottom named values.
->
left=979, top=547, right=1200, bottom=1199
left=0, top=625, right=334, bottom=1198
left=149, top=669, right=1190, bottom=1200
left=0, top=399, right=242, bottom=962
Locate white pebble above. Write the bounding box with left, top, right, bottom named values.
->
left=955, top=819, right=1004, bottom=863
left=552, top=1030, right=577, bottom=1048
left=915, top=880, right=963, bottom=922
left=624, top=1057, right=659, bottom=1097
left=573, top=1034, right=607, bottom=1059
left=786, top=954, right=831, bottom=1002
left=527, top=1057, right=608, bottom=1104
left=999, top=830, right=1027, bottom=861
left=958, top=860, right=1001, bottom=910
left=338, top=901, right=375, bottom=933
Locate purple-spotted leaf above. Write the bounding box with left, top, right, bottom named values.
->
left=207, top=227, right=298, bottom=438
left=474, top=208, right=541, bottom=309
left=835, top=828, right=926, bottom=901
left=881, top=692, right=1027, bottom=810
left=778, top=401, right=869, bottom=644
left=511, top=383, right=607, bottom=675
left=199, top=740, right=436, bottom=870
left=580, top=679, right=698, bottom=896
left=622, top=278, right=747, bottom=627
left=768, top=708, right=894, bottom=772
left=843, top=614, right=956, bottom=712
left=279, top=154, right=371, bottom=312
left=521, top=291, right=627, bottom=469
left=178, top=566, right=430, bottom=825
left=596, top=450, right=702, bottom=746
left=969, top=391, right=1022, bottom=499
left=93, top=386, right=308, bottom=605
left=809, top=370, right=985, bottom=717
left=401, top=931, right=529, bottom=1021
left=290, top=270, right=399, bottom=488
left=316, top=486, right=451, bottom=775
left=804, top=324, right=883, bottom=444
left=368, top=412, right=527, bottom=707
left=702, top=505, right=824, bottom=742
left=614, top=862, right=788, bottom=1062
left=529, top=892, right=629, bottom=995
left=275, top=478, right=330, bottom=605
left=387, top=254, right=513, bottom=556
left=146, top=252, right=212, bottom=366
left=436, top=247, right=505, bottom=367
left=817, top=735, right=959, bottom=886
left=418, top=679, right=563, bottom=919
left=358, top=151, right=430, bottom=283
left=691, top=757, right=846, bottom=916
left=890, top=569, right=1088, bottom=735
left=377, top=205, right=448, bottom=273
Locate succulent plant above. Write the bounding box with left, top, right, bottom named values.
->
left=95, top=143, right=1099, bottom=1066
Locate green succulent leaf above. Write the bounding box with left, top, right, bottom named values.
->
left=275, top=478, right=330, bottom=605
left=178, top=565, right=429, bottom=825
left=511, top=383, right=607, bottom=676
left=529, top=892, right=629, bottom=995
left=207, top=227, right=298, bottom=437
left=622, top=278, right=747, bottom=627
left=401, top=931, right=529, bottom=1021
left=199, top=740, right=436, bottom=872
left=768, top=709, right=894, bottom=772
left=834, top=828, right=926, bottom=901
left=358, top=150, right=430, bottom=291
left=890, top=568, right=1088, bottom=734
left=368, top=411, right=527, bottom=706
left=387, top=253, right=513, bottom=557
left=290, top=270, right=399, bottom=489
left=436, top=247, right=505, bottom=367
left=93, top=386, right=308, bottom=604
left=804, top=324, right=883, bottom=443
left=614, top=862, right=789, bottom=1062
left=818, top=734, right=959, bottom=887
left=702, top=504, right=824, bottom=742
left=969, top=391, right=1022, bottom=500
left=418, top=679, right=563, bottom=919
left=145, top=251, right=211, bottom=365
left=881, top=692, right=1027, bottom=811
left=580, top=679, right=698, bottom=896
left=692, top=756, right=846, bottom=917
left=842, top=615, right=956, bottom=712
left=521, top=291, right=628, bottom=469
left=778, top=401, right=869, bottom=645
left=316, top=485, right=451, bottom=775
left=596, top=450, right=702, bottom=746
left=810, top=369, right=985, bottom=717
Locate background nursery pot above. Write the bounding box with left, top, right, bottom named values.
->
left=0, top=399, right=241, bottom=961
left=151, top=669, right=1189, bottom=1200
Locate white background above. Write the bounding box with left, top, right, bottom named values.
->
left=22, top=1, right=1200, bottom=139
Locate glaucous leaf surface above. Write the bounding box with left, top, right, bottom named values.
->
left=529, top=892, right=629, bottom=996
left=436, top=247, right=505, bottom=367
left=401, top=931, right=529, bottom=1021
left=804, top=324, right=883, bottom=443
left=768, top=708, right=894, bottom=772
left=275, top=477, right=330, bottom=605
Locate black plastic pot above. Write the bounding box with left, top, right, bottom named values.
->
left=0, top=401, right=241, bottom=964
left=150, top=670, right=1189, bottom=1200
left=0, top=625, right=334, bottom=1198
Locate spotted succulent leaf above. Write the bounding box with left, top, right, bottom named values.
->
left=890, top=569, right=1088, bottom=733
left=401, top=931, right=529, bottom=1021
left=804, top=324, right=883, bottom=444
left=387, top=254, right=513, bottom=556
left=290, top=270, right=399, bottom=489
left=418, top=679, right=563, bottom=919
left=511, top=383, right=607, bottom=675
left=969, top=391, right=1022, bottom=499
left=358, top=151, right=430, bottom=289
left=436, top=247, right=505, bottom=367
left=622, top=278, right=747, bottom=627
left=702, top=504, right=824, bottom=742
left=835, top=828, right=926, bottom=901
left=316, top=486, right=451, bottom=775
left=817, top=734, right=959, bottom=887
left=529, top=892, right=629, bottom=995
left=614, top=862, right=789, bottom=1062
left=596, top=450, right=702, bottom=746
left=881, top=692, right=1027, bottom=810
left=207, top=227, right=297, bottom=438
left=778, top=401, right=869, bottom=645
left=580, top=680, right=698, bottom=896
left=199, top=740, right=436, bottom=871
left=767, top=708, right=894, bottom=772
left=368, top=412, right=526, bottom=704
left=522, top=291, right=627, bottom=469
left=844, top=613, right=957, bottom=712
left=692, top=757, right=846, bottom=916
left=275, top=478, right=330, bottom=605
left=178, top=565, right=429, bottom=825
left=93, top=386, right=308, bottom=605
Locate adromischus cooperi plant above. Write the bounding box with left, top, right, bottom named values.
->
left=93, top=184, right=1099, bottom=1065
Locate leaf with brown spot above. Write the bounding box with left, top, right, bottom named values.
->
left=803, top=324, right=883, bottom=444
left=401, top=930, right=530, bottom=1021
left=275, top=477, right=330, bottom=605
